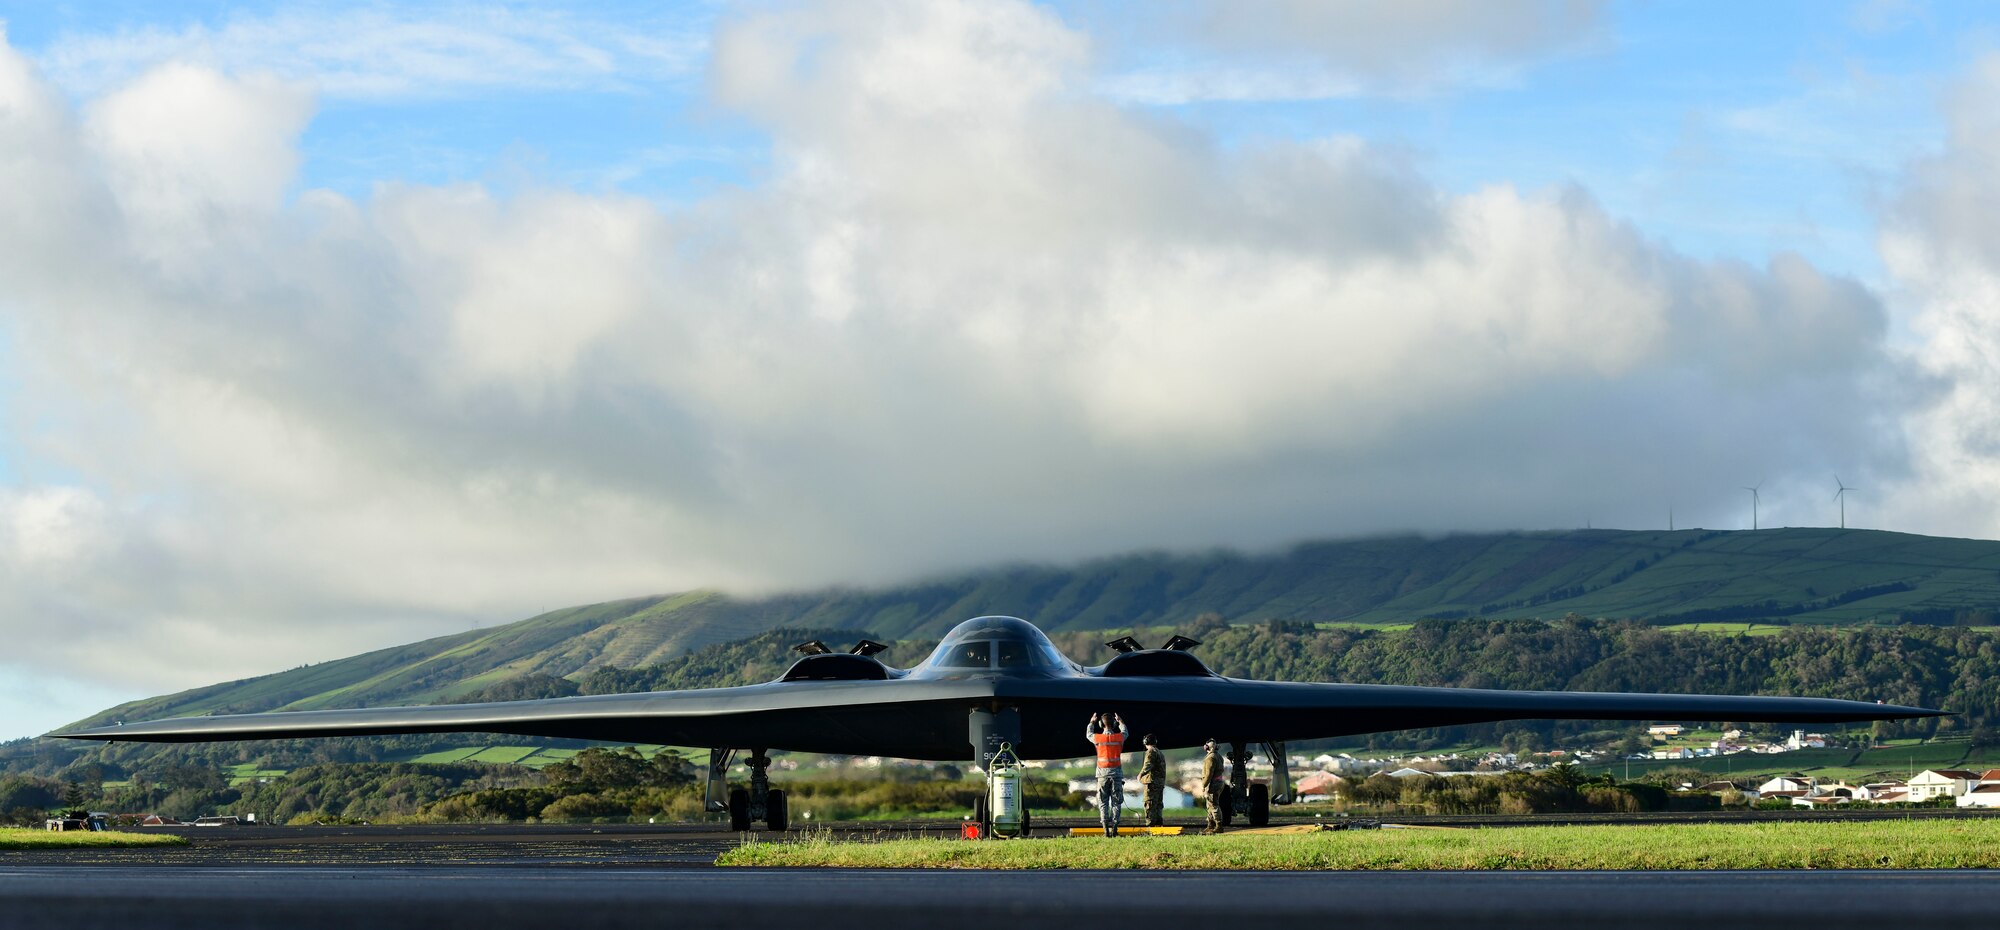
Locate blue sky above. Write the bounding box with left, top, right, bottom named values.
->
left=3, top=1, right=2000, bottom=741
left=0, top=1, right=1971, bottom=277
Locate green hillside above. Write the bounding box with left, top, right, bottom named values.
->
left=74, top=527, right=2000, bottom=729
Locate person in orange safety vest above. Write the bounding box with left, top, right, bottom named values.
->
left=1087, top=712, right=1128, bottom=836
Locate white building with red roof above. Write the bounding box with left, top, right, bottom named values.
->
left=1956, top=770, right=2000, bottom=808
left=1910, top=769, right=1980, bottom=801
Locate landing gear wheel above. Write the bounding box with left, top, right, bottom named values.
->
left=974, top=794, right=990, bottom=838
left=1020, top=807, right=1031, bottom=838
left=765, top=789, right=788, bottom=832
left=1249, top=783, right=1270, bottom=827
left=1216, top=785, right=1234, bottom=828
left=728, top=788, right=751, bottom=832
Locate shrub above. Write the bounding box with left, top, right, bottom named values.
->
left=539, top=793, right=631, bottom=821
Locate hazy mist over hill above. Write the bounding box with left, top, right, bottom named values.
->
left=66, top=527, right=2000, bottom=732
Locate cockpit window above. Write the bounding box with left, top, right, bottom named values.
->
left=921, top=616, right=1079, bottom=673
left=939, top=641, right=992, bottom=668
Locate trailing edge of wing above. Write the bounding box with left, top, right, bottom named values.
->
left=1009, top=677, right=1943, bottom=721
left=52, top=678, right=992, bottom=744
left=986, top=677, right=1945, bottom=746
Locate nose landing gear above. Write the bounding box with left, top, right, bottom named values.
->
left=1217, top=741, right=1285, bottom=827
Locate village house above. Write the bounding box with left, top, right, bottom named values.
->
left=1785, top=730, right=1829, bottom=750
left=1294, top=771, right=1344, bottom=802
left=1956, top=770, right=2000, bottom=809
left=1909, top=769, right=1979, bottom=801
left=1866, top=783, right=1913, bottom=804
left=1696, top=780, right=1758, bottom=799
left=1758, top=774, right=1815, bottom=795
left=1647, top=724, right=1686, bottom=738
left=1310, top=753, right=1368, bottom=774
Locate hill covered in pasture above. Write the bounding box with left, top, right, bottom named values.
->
left=66, top=527, right=2000, bottom=729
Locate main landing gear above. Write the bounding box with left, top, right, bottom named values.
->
left=1214, top=740, right=1289, bottom=828
left=708, top=748, right=788, bottom=832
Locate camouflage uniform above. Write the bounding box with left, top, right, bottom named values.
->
left=1138, top=745, right=1167, bottom=827
left=1201, top=746, right=1226, bottom=833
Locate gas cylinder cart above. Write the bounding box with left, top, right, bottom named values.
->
left=973, top=742, right=1032, bottom=838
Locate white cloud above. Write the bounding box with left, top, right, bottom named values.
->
left=32, top=5, right=706, bottom=101
left=84, top=63, right=314, bottom=274
left=1880, top=54, right=2000, bottom=533
left=1095, top=0, right=1607, bottom=103
left=0, top=1, right=1929, bottom=734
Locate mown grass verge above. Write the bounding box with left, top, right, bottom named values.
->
left=0, top=829, right=187, bottom=849
left=718, top=820, right=2000, bottom=870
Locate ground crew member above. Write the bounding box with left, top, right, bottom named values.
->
left=1087, top=712, right=1128, bottom=836
left=1138, top=734, right=1167, bottom=827
left=1201, top=739, right=1226, bottom=834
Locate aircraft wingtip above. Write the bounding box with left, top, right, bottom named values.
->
left=48, top=724, right=118, bottom=740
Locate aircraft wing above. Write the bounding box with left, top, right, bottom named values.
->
left=53, top=678, right=996, bottom=759
left=54, top=671, right=1947, bottom=760
left=987, top=677, right=1946, bottom=752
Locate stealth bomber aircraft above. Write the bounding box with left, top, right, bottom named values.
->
left=59, top=616, right=1944, bottom=830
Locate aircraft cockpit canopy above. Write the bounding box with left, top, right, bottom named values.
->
left=922, top=616, right=1076, bottom=673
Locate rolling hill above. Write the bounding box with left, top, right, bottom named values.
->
left=73, top=527, right=2000, bottom=729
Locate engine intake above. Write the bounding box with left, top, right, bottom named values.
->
left=1098, top=650, right=1216, bottom=678
left=780, top=653, right=893, bottom=682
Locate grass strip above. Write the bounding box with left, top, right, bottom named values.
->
left=718, top=819, right=2000, bottom=870
left=0, top=828, right=188, bottom=849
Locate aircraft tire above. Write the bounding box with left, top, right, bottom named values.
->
left=1249, top=783, right=1270, bottom=827
left=1020, top=806, right=1031, bottom=838
left=974, top=794, right=990, bottom=838
left=1216, top=785, right=1234, bottom=827
left=765, top=789, right=788, bottom=831
left=728, top=788, right=751, bottom=831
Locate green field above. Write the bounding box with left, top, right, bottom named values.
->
left=0, top=829, right=186, bottom=849
left=396, top=745, right=561, bottom=765
left=1654, top=622, right=1788, bottom=636
left=463, top=747, right=540, bottom=764
left=225, top=763, right=289, bottom=786
left=404, top=747, right=484, bottom=764
left=719, top=819, right=2000, bottom=870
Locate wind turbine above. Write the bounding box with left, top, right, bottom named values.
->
left=1834, top=476, right=1857, bottom=529
left=1742, top=484, right=1762, bottom=531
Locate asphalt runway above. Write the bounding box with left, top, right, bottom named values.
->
left=8, top=823, right=2000, bottom=929
left=8, top=865, right=2000, bottom=930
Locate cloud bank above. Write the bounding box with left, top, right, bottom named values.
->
left=0, top=2, right=1967, bottom=728
left=1881, top=54, right=2000, bottom=534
